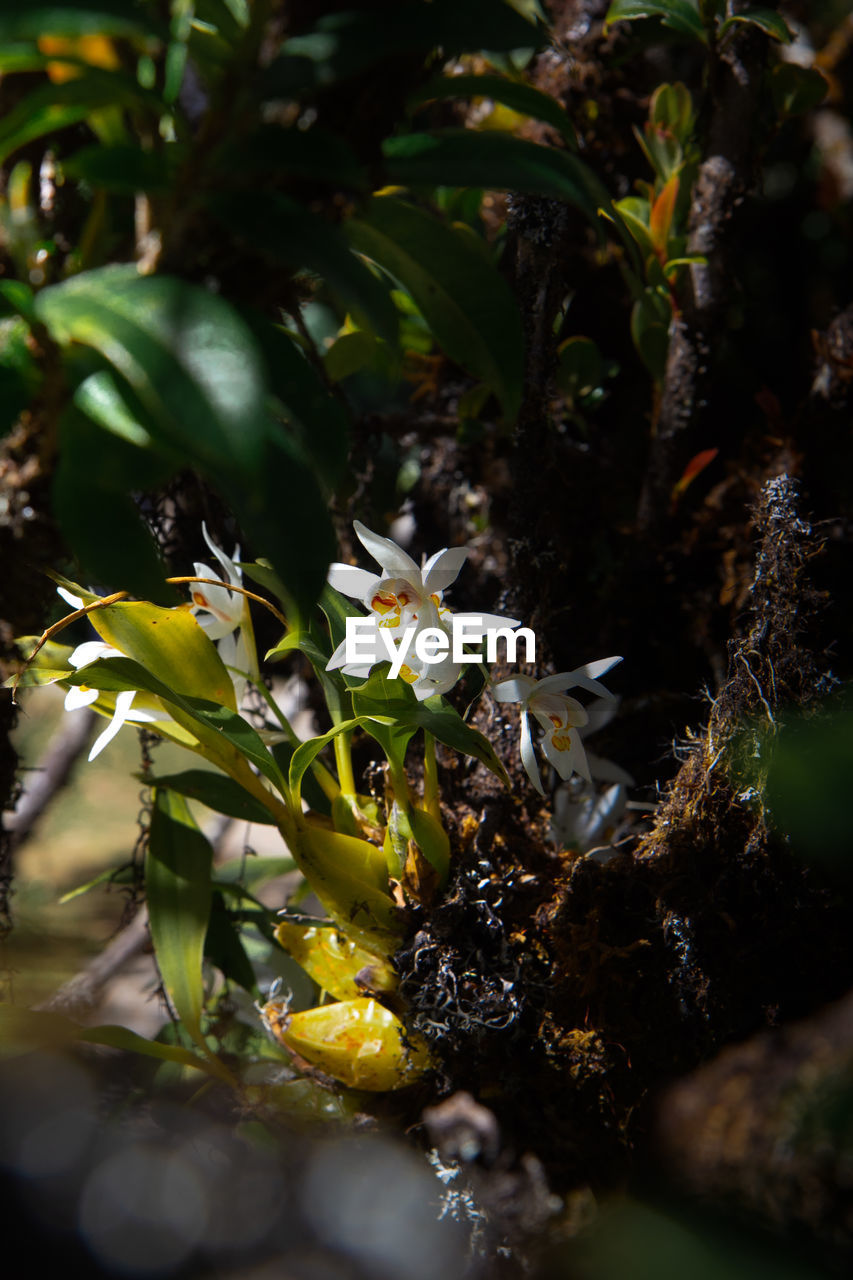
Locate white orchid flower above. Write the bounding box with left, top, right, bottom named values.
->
left=63, top=638, right=163, bottom=762
left=328, top=520, right=470, bottom=628
left=326, top=521, right=516, bottom=699
left=189, top=522, right=246, bottom=641
left=550, top=782, right=628, bottom=852
left=491, top=658, right=623, bottom=796
left=188, top=522, right=258, bottom=689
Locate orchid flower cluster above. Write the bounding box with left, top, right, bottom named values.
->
left=10, top=518, right=626, bottom=1097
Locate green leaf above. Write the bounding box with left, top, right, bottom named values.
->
left=35, top=268, right=336, bottom=619
left=146, top=769, right=278, bottom=825
left=35, top=267, right=270, bottom=474
left=288, top=716, right=392, bottom=801
left=604, top=0, right=707, bottom=42
left=383, top=130, right=599, bottom=220
left=0, top=280, right=36, bottom=323
left=347, top=196, right=524, bottom=421
left=0, top=69, right=163, bottom=164
left=181, top=696, right=289, bottom=794
left=244, top=320, right=350, bottom=490
left=0, top=1005, right=217, bottom=1074
left=89, top=602, right=238, bottom=709
left=410, top=73, right=577, bottom=149
left=209, top=191, right=398, bottom=345
left=215, top=854, right=296, bottom=889
left=62, top=143, right=179, bottom=193
left=146, top=788, right=217, bottom=1057
left=205, top=890, right=259, bottom=996
left=414, top=696, right=510, bottom=785
left=720, top=8, right=791, bottom=42
left=0, top=2, right=167, bottom=39
left=770, top=63, right=828, bottom=117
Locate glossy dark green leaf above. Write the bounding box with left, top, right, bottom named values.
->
left=181, top=696, right=288, bottom=794
left=347, top=196, right=524, bottom=421
left=0, top=69, right=163, bottom=163
left=209, top=191, right=398, bottom=344
left=0, top=280, right=36, bottom=323
left=205, top=890, right=259, bottom=996
left=146, top=769, right=278, bottom=825
left=770, top=63, right=828, bottom=117
left=53, top=461, right=171, bottom=602
left=213, top=125, right=366, bottom=190
left=383, top=129, right=600, bottom=218
left=720, top=8, right=791, bottom=42
left=243, top=319, right=350, bottom=490
left=410, top=73, right=577, bottom=149
left=35, top=266, right=270, bottom=472
left=604, top=0, right=707, bottom=42
left=0, top=2, right=167, bottom=40
left=63, top=143, right=179, bottom=193
left=147, top=788, right=214, bottom=1053
left=289, top=716, right=391, bottom=801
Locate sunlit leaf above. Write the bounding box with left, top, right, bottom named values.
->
left=298, top=824, right=403, bottom=954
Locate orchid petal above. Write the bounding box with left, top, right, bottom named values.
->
left=353, top=520, right=419, bottom=577
left=584, top=752, right=635, bottom=786
left=57, top=586, right=85, bottom=609
left=88, top=689, right=137, bottom=761
left=191, top=561, right=242, bottom=627
left=542, top=727, right=591, bottom=783
left=491, top=675, right=536, bottom=703
left=520, top=712, right=545, bottom=795
left=532, top=659, right=622, bottom=700
left=422, top=546, right=468, bottom=595
left=327, top=563, right=380, bottom=600
left=64, top=685, right=99, bottom=710
left=529, top=692, right=589, bottom=730
left=69, top=640, right=122, bottom=669
left=201, top=522, right=241, bottom=586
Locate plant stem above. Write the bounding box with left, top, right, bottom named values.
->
left=422, top=730, right=441, bottom=822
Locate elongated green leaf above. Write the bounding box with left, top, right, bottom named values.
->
left=242, top=319, right=350, bottom=490
left=288, top=716, right=392, bottom=800
left=415, top=696, right=509, bottom=785
left=63, top=143, right=180, bottom=193
left=347, top=196, right=524, bottom=421
left=215, top=854, right=296, bottom=888
left=720, top=8, right=791, bottom=42
left=205, top=891, right=258, bottom=996
left=383, top=129, right=599, bottom=218
left=410, top=73, right=577, bottom=149
left=147, top=788, right=215, bottom=1055
left=209, top=191, right=398, bottom=345
left=181, top=696, right=290, bottom=794
left=604, top=0, right=707, bottom=41
left=0, top=2, right=167, bottom=39
left=146, top=769, right=278, bottom=824
left=0, top=1005, right=216, bottom=1073
left=348, top=668, right=509, bottom=784
left=35, top=267, right=271, bottom=474
left=0, top=69, right=163, bottom=163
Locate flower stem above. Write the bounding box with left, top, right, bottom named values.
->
left=334, top=730, right=356, bottom=798
left=422, top=731, right=440, bottom=822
